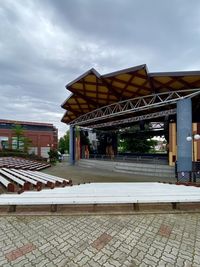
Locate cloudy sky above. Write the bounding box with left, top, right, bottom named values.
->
left=1, top=0, right=200, bottom=137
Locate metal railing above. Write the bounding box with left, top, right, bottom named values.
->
left=86, top=154, right=168, bottom=165
left=176, top=161, right=200, bottom=182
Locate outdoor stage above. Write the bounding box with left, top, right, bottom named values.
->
left=61, top=64, right=200, bottom=181
left=1, top=182, right=200, bottom=213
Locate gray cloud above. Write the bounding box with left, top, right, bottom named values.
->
left=1, top=0, right=200, bottom=137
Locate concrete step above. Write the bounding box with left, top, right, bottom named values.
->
left=114, top=169, right=173, bottom=178
left=79, top=160, right=114, bottom=169
left=78, top=161, right=95, bottom=168
left=115, top=165, right=174, bottom=174
left=78, top=159, right=175, bottom=178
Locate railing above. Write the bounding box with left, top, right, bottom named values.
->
left=86, top=154, right=168, bottom=165
left=176, top=161, right=200, bottom=182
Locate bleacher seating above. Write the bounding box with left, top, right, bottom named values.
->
left=0, top=168, right=72, bottom=193
left=0, top=157, right=51, bottom=170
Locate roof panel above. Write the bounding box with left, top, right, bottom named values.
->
left=121, top=91, right=133, bottom=97
left=98, top=86, right=109, bottom=92
left=62, top=65, right=200, bottom=124
left=132, top=76, right=147, bottom=86
left=115, top=73, right=132, bottom=81
left=80, top=105, right=90, bottom=109
left=71, top=83, right=84, bottom=90
left=102, top=64, right=146, bottom=78
left=98, top=93, right=108, bottom=99
left=170, top=80, right=187, bottom=88
left=125, top=86, right=139, bottom=92
left=182, top=76, right=200, bottom=83
left=98, top=99, right=110, bottom=104
left=112, top=81, right=125, bottom=88
left=84, top=74, right=97, bottom=82
left=137, top=69, right=147, bottom=76
left=153, top=76, right=172, bottom=83
left=67, top=98, right=78, bottom=104
left=137, top=89, right=150, bottom=95
left=76, top=98, right=87, bottom=104
left=85, top=84, right=97, bottom=91
left=109, top=95, right=118, bottom=100
left=87, top=92, right=97, bottom=98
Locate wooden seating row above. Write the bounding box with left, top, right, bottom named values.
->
left=0, top=157, right=51, bottom=170
left=0, top=168, right=72, bottom=193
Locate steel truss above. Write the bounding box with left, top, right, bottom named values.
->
left=88, top=109, right=176, bottom=129
left=70, top=89, right=200, bottom=126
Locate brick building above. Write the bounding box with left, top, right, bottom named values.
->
left=0, top=119, right=58, bottom=158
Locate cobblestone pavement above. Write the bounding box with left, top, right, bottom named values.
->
left=0, top=213, right=200, bottom=266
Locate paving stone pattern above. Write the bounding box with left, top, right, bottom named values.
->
left=0, top=213, right=200, bottom=266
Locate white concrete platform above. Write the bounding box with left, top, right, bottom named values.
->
left=0, top=183, right=200, bottom=205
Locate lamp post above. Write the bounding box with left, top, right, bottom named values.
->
left=186, top=134, right=200, bottom=182
left=186, top=134, right=200, bottom=160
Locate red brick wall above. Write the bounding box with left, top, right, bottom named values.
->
left=0, top=128, right=57, bottom=157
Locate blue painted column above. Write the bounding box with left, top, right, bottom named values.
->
left=69, top=126, right=75, bottom=165
left=177, top=98, right=192, bottom=173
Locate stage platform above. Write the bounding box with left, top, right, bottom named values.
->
left=0, top=183, right=200, bottom=213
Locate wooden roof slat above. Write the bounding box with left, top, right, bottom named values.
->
left=67, top=90, right=98, bottom=107
left=62, top=65, right=200, bottom=124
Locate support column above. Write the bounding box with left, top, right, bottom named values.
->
left=69, top=126, right=75, bottom=165
left=177, top=98, right=192, bottom=173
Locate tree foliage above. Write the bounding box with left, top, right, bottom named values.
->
left=11, top=124, right=32, bottom=152
left=59, top=130, right=70, bottom=154
left=23, top=137, right=32, bottom=153
left=119, top=125, right=158, bottom=153
left=12, top=124, right=24, bottom=150
left=48, top=149, right=59, bottom=163
left=119, top=135, right=157, bottom=153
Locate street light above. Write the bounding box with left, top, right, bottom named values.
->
left=186, top=134, right=200, bottom=160
left=194, top=134, right=200, bottom=140
left=186, top=134, right=200, bottom=142
left=186, top=133, right=200, bottom=182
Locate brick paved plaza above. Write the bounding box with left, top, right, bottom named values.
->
left=0, top=213, right=200, bottom=267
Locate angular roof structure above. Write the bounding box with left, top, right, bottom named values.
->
left=61, top=64, right=200, bottom=127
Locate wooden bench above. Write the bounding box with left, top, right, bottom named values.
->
left=0, top=175, right=15, bottom=192
left=16, top=170, right=48, bottom=186
left=30, top=171, right=71, bottom=186
left=0, top=169, right=30, bottom=191
left=10, top=169, right=42, bottom=191
left=26, top=171, right=61, bottom=186
left=23, top=171, right=55, bottom=189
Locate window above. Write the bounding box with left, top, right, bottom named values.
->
left=0, top=136, right=9, bottom=150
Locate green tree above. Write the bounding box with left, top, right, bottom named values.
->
left=23, top=137, right=32, bottom=153
left=119, top=125, right=158, bottom=153
left=48, top=149, right=59, bottom=163
left=59, top=130, right=70, bottom=154
left=12, top=124, right=32, bottom=152
left=12, top=124, right=25, bottom=150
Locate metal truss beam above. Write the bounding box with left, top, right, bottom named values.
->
left=69, top=89, right=200, bottom=126
left=88, top=109, right=176, bottom=129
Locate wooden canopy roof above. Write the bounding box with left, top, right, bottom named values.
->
left=61, top=64, right=200, bottom=124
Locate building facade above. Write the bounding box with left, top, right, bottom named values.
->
left=0, top=119, right=58, bottom=158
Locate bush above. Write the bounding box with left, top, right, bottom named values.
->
left=48, top=149, right=59, bottom=163
left=0, top=150, right=47, bottom=162
left=0, top=150, right=27, bottom=157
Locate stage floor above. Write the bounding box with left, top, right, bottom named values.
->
left=0, top=183, right=200, bottom=206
